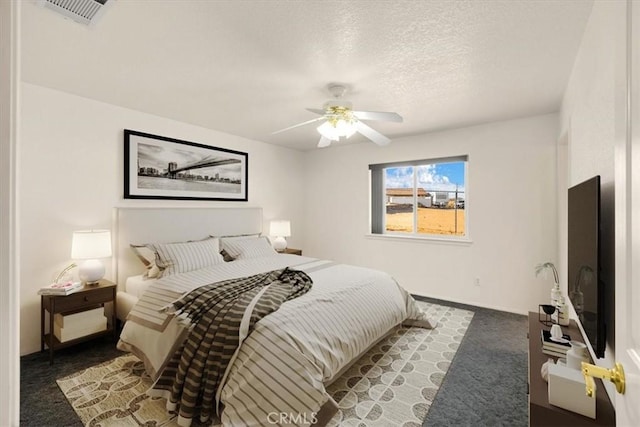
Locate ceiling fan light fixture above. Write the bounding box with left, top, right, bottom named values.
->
left=336, top=119, right=357, bottom=138
left=274, top=84, right=401, bottom=148
left=317, top=121, right=340, bottom=140
left=317, top=118, right=358, bottom=141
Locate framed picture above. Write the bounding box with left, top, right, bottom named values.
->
left=124, top=130, right=248, bottom=201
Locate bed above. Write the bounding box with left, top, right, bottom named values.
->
left=113, top=207, right=433, bottom=427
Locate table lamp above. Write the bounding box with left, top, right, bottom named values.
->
left=269, top=220, right=291, bottom=251
left=71, top=229, right=112, bottom=284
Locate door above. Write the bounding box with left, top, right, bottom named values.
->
left=0, top=0, right=20, bottom=425
left=616, top=1, right=640, bottom=425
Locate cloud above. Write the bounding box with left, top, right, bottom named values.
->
left=385, top=166, right=413, bottom=188
left=417, top=165, right=458, bottom=191
left=138, top=143, right=200, bottom=170
left=385, top=164, right=465, bottom=194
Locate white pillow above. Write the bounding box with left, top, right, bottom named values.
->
left=146, top=237, right=224, bottom=277
left=130, top=244, right=161, bottom=279
left=130, top=244, right=155, bottom=267
left=221, top=236, right=277, bottom=260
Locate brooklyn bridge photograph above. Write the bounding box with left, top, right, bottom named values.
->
left=124, top=130, right=248, bottom=201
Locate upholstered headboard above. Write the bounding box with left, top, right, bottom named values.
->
left=113, top=207, right=263, bottom=288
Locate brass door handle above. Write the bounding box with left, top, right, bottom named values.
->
left=582, top=362, right=625, bottom=397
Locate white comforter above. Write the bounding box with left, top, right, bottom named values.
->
left=118, top=255, right=433, bottom=426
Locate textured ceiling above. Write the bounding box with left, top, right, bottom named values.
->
left=21, top=1, right=593, bottom=151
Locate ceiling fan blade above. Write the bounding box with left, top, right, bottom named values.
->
left=355, top=121, right=391, bottom=146
left=272, top=117, right=325, bottom=134
left=353, top=110, right=403, bottom=123
left=306, top=108, right=326, bottom=115
left=317, top=136, right=332, bottom=148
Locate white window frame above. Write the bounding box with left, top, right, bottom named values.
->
left=369, top=156, right=470, bottom=242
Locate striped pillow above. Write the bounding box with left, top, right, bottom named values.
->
left=221, top=236, right=277, bottom=260
left=218, top=234, right=261, bottom=260
left=147, top=237, right=224, bottom=277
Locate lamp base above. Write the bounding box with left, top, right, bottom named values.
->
left=272, top=236, right=287, bottom=251
left=78, top=259, right=105, bottom=285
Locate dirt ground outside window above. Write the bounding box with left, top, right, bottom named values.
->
left=385, top=207, right=465, bottom=235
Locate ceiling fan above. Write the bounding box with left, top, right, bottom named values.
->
left=273, top=84, right=403, bottom=148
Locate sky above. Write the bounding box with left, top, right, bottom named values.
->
left=137, top=142, right=242, bottom=179
left=385, top=161, right=465, bottom=193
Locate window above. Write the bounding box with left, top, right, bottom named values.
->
left=370, top=156, right=467, bottom=238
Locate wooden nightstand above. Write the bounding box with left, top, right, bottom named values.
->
left=40, top=279, right=117, bottom=365
left=279, top=248, right=302, bottom=255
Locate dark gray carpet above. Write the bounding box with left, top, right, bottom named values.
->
left=20, top=299, right=528, bottom=426
left=416, top=296, right=529, bottom=427
left=20, top=336, right=125, bottom=427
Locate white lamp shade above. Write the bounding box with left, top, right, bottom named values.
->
left=317, top=119, right=357, bottom=141
left=270, top=220, right=291, bottom=238
left=317, top=121, right=340, bottom=141
left=71, top=230, right=112, bottom=259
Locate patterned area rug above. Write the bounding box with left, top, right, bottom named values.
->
left=57, top=302, right=473, bottom=426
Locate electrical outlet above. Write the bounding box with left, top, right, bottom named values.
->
left=474, top=277, right=480, bottom=286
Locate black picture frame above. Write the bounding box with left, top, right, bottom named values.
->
left=124, top=129, right=248, bottom=201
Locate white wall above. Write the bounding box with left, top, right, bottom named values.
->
left=302, top=114, right=559, bottom=314
left=19, top=83, right=306, bottom=355
left=559, top=0, right=626, bottom=402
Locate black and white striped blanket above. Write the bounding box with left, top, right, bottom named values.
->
left=151, top=268, right=313, bottom=426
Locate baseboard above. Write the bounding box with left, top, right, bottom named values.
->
left=411, top=292, right=528, bottom=316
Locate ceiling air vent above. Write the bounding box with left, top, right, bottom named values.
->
left=38, top=0, right=114, bottom=26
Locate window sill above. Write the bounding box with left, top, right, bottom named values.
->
left=365, top=233, right=473, bottom=245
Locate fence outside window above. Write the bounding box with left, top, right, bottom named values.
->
left=385, top=188, right=466, bottom=236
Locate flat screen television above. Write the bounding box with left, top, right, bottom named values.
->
left=568, top=175, right=605, bottom=358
